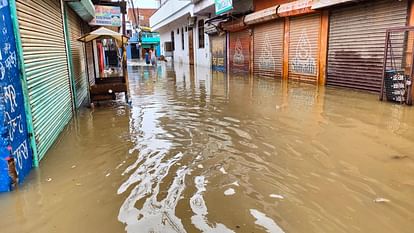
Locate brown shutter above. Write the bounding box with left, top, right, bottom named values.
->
left=253, top=20, right=284, bottom=78
left=229, top=30, right=251, bottom=74
left=327, top=0, right=408, bottom=92
left=288, top=14, right=321, bottom=83
left=211, top=35, right=227, bottom=72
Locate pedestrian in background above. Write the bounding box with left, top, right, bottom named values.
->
left=150, top=47, right=157, bottom=66
left=145, top=49, right=150, bottom=65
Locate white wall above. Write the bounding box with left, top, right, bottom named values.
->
left=194, top=16, right=211, bottom=67
left=158, top=17, right=190, bottom=65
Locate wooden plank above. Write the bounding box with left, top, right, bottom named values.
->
left=282, top=17, right=290, bottom=79
left=318, top=10, right=329, bottom=85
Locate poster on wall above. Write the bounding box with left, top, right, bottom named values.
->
left=0, top=1, right=32, bottom=191
left=211, top=36, right=226, bottom=72
left=215, top=0, right=233, bottom=15
left=89, top=5, right=121, bottom=27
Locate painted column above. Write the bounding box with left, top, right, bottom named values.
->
left=0, top=1, right=32, bottom=192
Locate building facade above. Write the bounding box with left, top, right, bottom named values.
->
left=1, top=0, right=95, bottom=191
left=152, top=0, right=414, bottom=102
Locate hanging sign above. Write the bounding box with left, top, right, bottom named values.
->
left=215, top=0, right=233, bottom=15
left=89, top=5, right=121, bottom=27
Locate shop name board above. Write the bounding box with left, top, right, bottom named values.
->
left=215, top=0, right=233, bottom=15
left=278, top=0, right=313, bottom=14
left=89, top=5, right=121, bottom=27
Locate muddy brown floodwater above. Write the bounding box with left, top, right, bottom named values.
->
left=1, top=63, right=414, bottom=233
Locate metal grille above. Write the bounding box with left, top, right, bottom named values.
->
left=16, top=0, right=72, bottom=161
left=327, top=0, right=408, bottom=92
left=253, top=20, right=284, bottom=78
left=288, top=14, right=321, bottom=83
left=67, top=6, right=88, bottom=107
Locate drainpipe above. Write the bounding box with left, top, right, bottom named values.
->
left=8, top=0, right=40, bottom=167
left=61, top=0, right=77, bottom=112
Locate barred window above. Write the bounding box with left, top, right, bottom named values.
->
left=198, top=20, right=205, bottom=48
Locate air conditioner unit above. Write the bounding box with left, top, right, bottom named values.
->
left=188, top=16, right=197, bottom=28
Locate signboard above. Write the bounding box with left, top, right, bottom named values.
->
left=89, top=5, right=121, bottom=27
left=278, top=0, right=312, bottom=14
left=215, top=0, right=233, bottom=15
left=0, top=1, right=32, bottom=191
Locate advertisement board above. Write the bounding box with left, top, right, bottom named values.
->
left=215, top=0, right=233, bottom=15
left=89, top=5, right=121, bottom=27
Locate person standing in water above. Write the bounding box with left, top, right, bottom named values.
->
left=150, top=47, right=157, bottom=66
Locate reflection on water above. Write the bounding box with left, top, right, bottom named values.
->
left=1, top=62, right=414, bottom=233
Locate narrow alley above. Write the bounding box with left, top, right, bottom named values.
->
left=1, top=63, right=413, bottom=233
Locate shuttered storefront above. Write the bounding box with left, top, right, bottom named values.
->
left=289, top=14, right=320, bottom=83
left=253, top=20, right=284, bottom=78
left=229, top=30, right=250, bottom=74
left=16, top=0, right=73, bottom=161
left=327, top=0, right=408, bottom=92
left=67, top=7, right=88, bottom=107
left=211, top=35, right=227, bottom=72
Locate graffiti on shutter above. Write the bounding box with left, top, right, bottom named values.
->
left=292, top=29, right=316, bottom=75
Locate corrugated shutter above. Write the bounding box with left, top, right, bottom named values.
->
left=67, top=7, right=88, bottom=107
left=289, top=14, right=320, bottom=83
left=253, top=20, right=284, bottom=78
left=327, top=0, right=408, bottom=92
left=211, top=35, right=227, bottom=72
left=229, top=30, right=250, bottom=74
left=16, top=0, right=73, bottom=161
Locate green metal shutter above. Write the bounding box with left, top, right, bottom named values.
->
left=67, top=6, right=88, bottom=107
left=16, top=0, right=73, bottom=161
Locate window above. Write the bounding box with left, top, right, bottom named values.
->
left=198, top=20, right=205, bottom=48
left=177, top=28, right=179, bottom=34
left=181, top=27, right=185, bottom=50
left=171, top=31, right=175, bottom=51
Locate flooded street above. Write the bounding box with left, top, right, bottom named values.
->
left=1, top=63, right=414, bottom=233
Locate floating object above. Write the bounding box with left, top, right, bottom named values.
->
left=71, top=165, right=76, bottom=169
left=197, top=164, right=204, bottom=169
left=219, top=167, right=228, bottom=174
left=374, top=198, right=391, bottom=203
left=46, top=178, right=52, bottom=182
left=224, top=188, right=235, bottom=196
left=106, top=173, right=111, bottom=177
left=269, top=194, right=284, bottom=199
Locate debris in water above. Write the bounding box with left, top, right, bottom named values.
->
left=269, top=194, right=284, bottom=199
left=75, top=183, right=82, bottom=186
left=231, top=181, right=240, bottom=187
left=224, top=188, right=235, bottom=196
left=71, top=165, right=76, bottom=169
left=46, top=178, right=52, bottom=182
left=197, top=164, right=204, bottom=169
left=391, top=155, right=408, bottom=160
left=374, top=198, right=390, bottom=203
left=106, top=173, right=111, bottom=177
left=219, top=167, right=228, bottom=174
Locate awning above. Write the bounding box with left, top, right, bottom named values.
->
left=221, top=17, right=247, bottom=32
left=78, top=27, right=129, bottom=43
left=244, top=6, right=279, bottom=25
left=67, top=0, right=95, bottom=22
left=312, top=0, right=359, bottom=10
